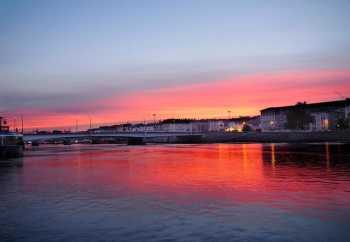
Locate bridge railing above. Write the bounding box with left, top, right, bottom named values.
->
left=23, top=131, right=204, bottom=141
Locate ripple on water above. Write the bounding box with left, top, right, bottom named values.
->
left=1, top=143, right=350, bottom=242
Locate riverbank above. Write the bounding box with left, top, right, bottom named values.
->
left=202, top=131, right=350, bottom=143
left=22, top=131, right=350, bottom=147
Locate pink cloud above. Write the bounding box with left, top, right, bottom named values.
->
left=15, top=68, right=350, bottom=130
left=103, top=68, right=350, bottom=117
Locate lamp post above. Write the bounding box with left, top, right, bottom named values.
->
left=88, top=115, right=93, bottom=144
left=88, top=115, right=92, bottom=130
left=152, top=114, right=156, bottom=131
left=13, top=118, right=17, bottom=132
left=75, top=120, right=78, bottom=133
left=87, top=114, right=93, bottom=142
left=21, top=115, right=24, bottom=134
left=227, top=110, right=231, bottom=119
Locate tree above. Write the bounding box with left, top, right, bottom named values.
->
left=242, top=124, right=252, bottom=132
left=285, top=106, right=314, bottom=130
left=336, top=117, right=350, bottom=130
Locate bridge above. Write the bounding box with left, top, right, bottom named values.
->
left=23, top=132, right=204, bottom=145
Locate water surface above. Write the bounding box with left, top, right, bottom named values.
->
left=1, top=143, right=350, bottom=242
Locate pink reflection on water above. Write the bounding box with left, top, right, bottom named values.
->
left=23, top=144, right=350, bottom=218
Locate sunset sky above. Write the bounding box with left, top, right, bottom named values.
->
left=1, top=0, right=350, bottom=130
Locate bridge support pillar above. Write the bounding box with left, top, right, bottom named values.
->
left=176, top=135, right=203, bottom=144
left=127, top=137, right=145, bottom=145
left=31, top=141, right=40, bottom=146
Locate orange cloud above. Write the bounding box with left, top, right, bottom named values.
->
left=101, top=68, right=350, bottom=118
left=18, top=68, right=350, bottom=130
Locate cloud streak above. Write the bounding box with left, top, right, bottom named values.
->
left=8, top=68, right=349, bottom=130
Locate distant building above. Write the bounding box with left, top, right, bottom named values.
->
left=247, top=116, right=261, bottom=131
left=90, top=117, right=263, bottom=134
left=191, top=120, right=210, bottom=132
left=131, top=123, right=155, bottom=132
left=159, top=119, right=193, bottom=132
left=260, top=99, right=350, bottom=131
left=208, top=120, right=225, bottom=132
left=225, top=116, right=261, bottom=132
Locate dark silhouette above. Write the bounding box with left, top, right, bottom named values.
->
left=242, top=124, right=253, bottom=132
left=285, top=103, right=314, bottom=130
left=336, top=117, right=350, bottom=130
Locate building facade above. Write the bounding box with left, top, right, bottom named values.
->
left=260, top=99, right=350, bottom=131
left=159, top=123, right=193, bottom=132
left=208, top=120, right=225, bottom=132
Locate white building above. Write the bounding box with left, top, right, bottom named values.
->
left=260, top=99, right=350, bottom=131
left=208, top=120, right=225, bottom=132
left=159, top=122, right=193, bottom=132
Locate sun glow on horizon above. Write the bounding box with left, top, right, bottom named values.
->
left=6, top=68, right=350, bottom=131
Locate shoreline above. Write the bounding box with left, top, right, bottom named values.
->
left=201, top=131, right=350, bottom=143
left=21, top=131, right=350, bottom=147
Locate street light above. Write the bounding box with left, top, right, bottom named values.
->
left=87, top=114, right=93, bottom=136
left=152, top=114, right=156, bottom=131
left=227, top=110, right=232, bottom=119
left=88, top=115, right=92, bottom=130
left=75, top=120, right=79, bottom=133
left=21, top=115, right=24, bottom=134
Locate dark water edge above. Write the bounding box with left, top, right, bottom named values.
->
left=0, top=145, right=24, bottom=160
left=202, top=131, right=350, bottom=143
left=1, top=143, right=350, bottom=242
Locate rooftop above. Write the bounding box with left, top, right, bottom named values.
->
left=261, top=99, right=350, bottom=113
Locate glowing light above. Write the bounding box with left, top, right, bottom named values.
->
left=225, top=124, right=244, bottom=132
left=271, top=143, right=276, bottom=168
left=324, top=119, right=329, bottom=129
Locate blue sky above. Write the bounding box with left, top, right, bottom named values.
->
left=1, top=0, right=350, bottom=128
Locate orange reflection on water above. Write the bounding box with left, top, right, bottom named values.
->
left=22, top=143, right=350, bottom=216
left=127, top=144, right=266, bottom=193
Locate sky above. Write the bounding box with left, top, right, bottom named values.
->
left=1, top=0, right=350, bottom=130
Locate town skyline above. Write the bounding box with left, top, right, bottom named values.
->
left=5, top=97, right=348, bottom=133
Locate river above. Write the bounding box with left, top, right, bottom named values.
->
left=1, top=143, right=350, bottom=242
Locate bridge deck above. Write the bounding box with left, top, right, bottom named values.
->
left=24, top=132, right=203, bottom=141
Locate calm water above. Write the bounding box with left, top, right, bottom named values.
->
left=1, top=143, right=350, bottom=242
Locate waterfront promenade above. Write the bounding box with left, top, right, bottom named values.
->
left=22, top=131, right=350, bottom=144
